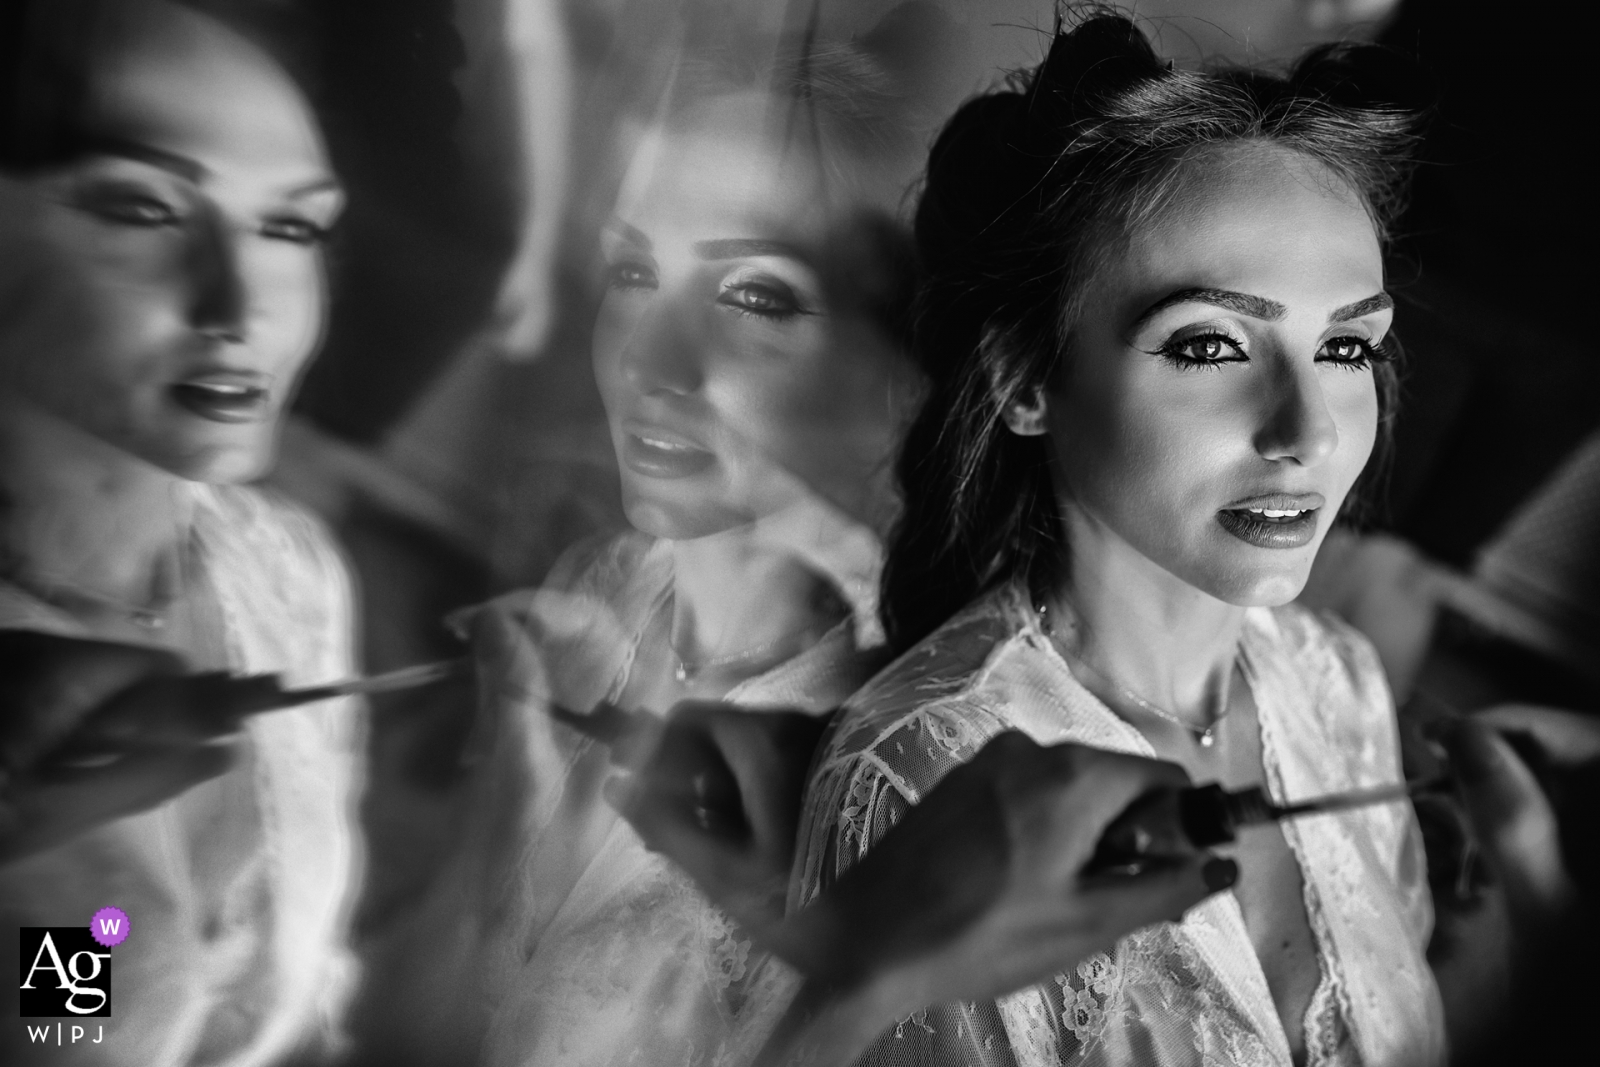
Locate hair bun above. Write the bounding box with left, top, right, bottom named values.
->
left=1028, top=11, right=1163, bottom=119
left=1289, top=41, right=1432, bottom=119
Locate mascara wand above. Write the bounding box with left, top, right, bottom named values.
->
left=1091, top=777, right=1444, bottom=872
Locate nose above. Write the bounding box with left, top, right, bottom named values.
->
left=187, top=210, right=248, bottom=344
left=1253, top=355, right=1339, bottom=466
left=619, top=299, right=705, bottom=396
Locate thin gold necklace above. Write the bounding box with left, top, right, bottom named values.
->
left=671, top=638, right=793, bottom=683
left=663, top=594, right=803, bottom=684
left=1036, top=599, right=1233, bottom=747
left=664, top=580, right=846, bottom=684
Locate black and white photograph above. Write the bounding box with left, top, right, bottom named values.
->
left=2, top=1, right=1594, bottom=1064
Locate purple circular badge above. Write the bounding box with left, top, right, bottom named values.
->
left=90, top=906, right=130, bottom=948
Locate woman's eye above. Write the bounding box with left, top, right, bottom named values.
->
left=1158, top=333, right=1245, bottom=367
left=718, top=280, right=801, bottom=319
left=261, top=216, right=329, bottom=245
left=603, top=261, right=657, bottom=292
left=1318, top=335, right=1388, bottom=367
left=82, top=191, right=181, bottom=228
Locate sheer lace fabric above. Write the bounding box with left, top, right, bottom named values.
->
left=0, top=484, right=364, bottom=1067
left=470, top=531, right=886, bottom=1067
left=793, top=584, right=1445, bottom=1067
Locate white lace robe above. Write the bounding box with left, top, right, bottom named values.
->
left=793, top=584, right=1445, bottom=1067
left=0, top=485, right=364, bottom=1067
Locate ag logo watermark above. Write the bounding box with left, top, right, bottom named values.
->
left=18, top=906, right=127, bottom=1046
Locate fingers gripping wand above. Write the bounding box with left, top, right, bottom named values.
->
left=543, top=700, right=1444, bottom=868
left=545, top=701, right=749, bottom=835
left=245, top=658, right=468, bottom=708
left=1090, top=778, right=1442, bottom=872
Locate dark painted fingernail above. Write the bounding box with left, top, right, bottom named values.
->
left=1202, top=856, right=1238, bottom=893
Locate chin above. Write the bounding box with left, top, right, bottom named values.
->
left=1237, top=570, right=1311, bottom=608
left=619, top=486, right=749, bottom=542
left=1191, top=555, right=1314, bottom=608
left=141, top=430, right=276, bottom=486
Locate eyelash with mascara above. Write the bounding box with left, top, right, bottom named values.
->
left=602, top=261, right=657, bottom=292
left=1156, top=332, right=1392, bottom=370
left=1319, top=335, right=1392, bottom=369
left=261, top=218, right=332, bottom=245
left=718, top=279, right=805, bottom=322
left=1156, top=332, right=1246, bottom=370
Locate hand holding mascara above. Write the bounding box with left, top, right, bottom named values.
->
left=1090, top=778, right=1440, bottom=873
left=556, top=699, right=829, bottom=938
left=751, top=734, right=1233, bottom=1067
left=2, top=646, right=471, bottom=865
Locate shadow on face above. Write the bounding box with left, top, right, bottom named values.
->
left=1043, top=143, right=1388, bottom=607
left=0, top=0, right=343, bottom=484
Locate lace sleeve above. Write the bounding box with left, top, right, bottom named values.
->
left=793, top=699, right=1023, bottom=1067
left=817, top=760, right=910, bottom=894
left=794, top=695, right=1008, bottom=909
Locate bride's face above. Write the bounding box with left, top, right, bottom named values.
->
left=0, top=3, right=342, bottom=484
left=593, top=94, right=910, bottom=541
left=1045, top=144, right=1388, bottom=606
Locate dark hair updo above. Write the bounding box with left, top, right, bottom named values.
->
left=0, top=0, right=321, bottom=172
left=881, top=7, right=1428, bottom=652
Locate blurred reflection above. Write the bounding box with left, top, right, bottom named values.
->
left=470, top=40, right=926, bottom=1064
left=354, top=20, right=928, bottom=1067
left=0, top=1, right=361, bottom=1063
left=590, top=73, right=922, bottom=696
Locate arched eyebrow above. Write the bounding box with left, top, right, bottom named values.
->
left=79, top=134, right=204, bottom=182
left=78, top=134, right=342, bottom=203
left=1328, top=293, right=1393, bottom=323
left=1130, top=287, right=1395, bottom=329
left=285, top=177, right=343, bottom=202
left=693, top=238, right=807, bottom=262
left=602, top=220, right=651, bottom=250
left=1131, top=287, right=1288, bottom=329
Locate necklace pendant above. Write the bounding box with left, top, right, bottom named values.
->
left=1199, top=728, right=1215, bottom=747
left=131, top=610, right=165, bottom=630
left=674, top=660, right=689, bottom=684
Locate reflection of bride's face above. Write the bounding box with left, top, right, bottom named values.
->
left=1046, top=144, right=1387, bottom=606
left=0, top=4, right=341, bottom=484
left=593, top=95, right=907, bottom=542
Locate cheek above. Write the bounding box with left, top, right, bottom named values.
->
left=252, top=247, right=327, bottom=375
left=1052, top=355, right=1213, bottom=515
left=9, top=211, right=207, bottom=355
left=2, top=240, right=177, bottom=398
left=590, top=298, right=633, bottom=412
left=704, top=319, right=831, bottom=450
left=1077, top=402, right=1219, bottom=531
left=1326, top=369, right=1381, bottom=490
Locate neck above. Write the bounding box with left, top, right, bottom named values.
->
left=669, top=522, right=846, bottom=667
left=1050, top=502, right=1245, bottom=723
left=0, top=402, right=197, bottom=608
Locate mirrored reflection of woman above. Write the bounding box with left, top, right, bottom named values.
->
left=0, top=2, right=361, bottom=1063
left=435, top=44, right=925, bottom=1067
left=794, top=13, right=1445, bottom=1067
